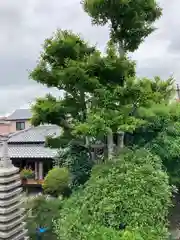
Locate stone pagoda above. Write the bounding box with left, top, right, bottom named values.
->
left=0, top=135, right=28, bottom=240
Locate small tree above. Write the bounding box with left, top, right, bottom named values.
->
left=56, top=144, right=93, bottom=188
left=25, top=195, right=61, bottom=240
left=43, top=167, right=70, bottom=197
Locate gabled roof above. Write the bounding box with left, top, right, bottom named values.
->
left=8, top=125, right=61, bottom=143
left=7, top=109, right=32, bottom=120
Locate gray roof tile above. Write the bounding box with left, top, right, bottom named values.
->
left=0, top=125, right=61, bottom=159
left=0, top=144, right=58, bottom=159
left=8, top=125, right=61, bottom=143
left=7, top=109, right=32, bottom=120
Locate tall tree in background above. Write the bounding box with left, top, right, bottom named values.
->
left=82, top=0, right=162, bottom=157
left=30, top=31, right=135, bottom=149
left=30, top=31, right=98, bottom=147
left=30, top=0, right=163, bottom=160
left=74, top=75, right=175, bottom=158
left=82, top=0, right=162, bottom=53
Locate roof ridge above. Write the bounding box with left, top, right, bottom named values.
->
left=8, top=124, right=61, bottom=143
left=8, top=126, right=34, bottom=138
left=9, top=124, right=58, bottom=138
left=7, top=108, right=32, bottom=120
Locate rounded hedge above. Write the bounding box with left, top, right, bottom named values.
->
left=54, top=149, right=172, bottom=239
left=43, top=167, right=70, bottom=197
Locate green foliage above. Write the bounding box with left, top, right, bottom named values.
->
left=82, top=0, right=162, bottom=52
left=29, top=30, right=136, bottom=149
left=130, top=102, right=180, bottom=186
left=54, top=149, right=172, bottom=239
left=56, top=144, right=93, bottom=188
left=25, top=195, right=61, bottom=240
left=29, top=0, right=166, bottom=159
left=28, top=0, right=168, bottom=166
left=43, top=167, right=70, bottom=197
left=74, top=77, right=175, bottom=138
left=28, top=2, right=174, bottom=239
left=30, top=30, right=98, bottom=147
left=20, top=168, right=35, bottom=180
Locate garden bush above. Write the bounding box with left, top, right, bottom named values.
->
left=20, top=168, right=35, bottom=180
left=54, top=149, right=172, bottom=239
left=55, top=144, right=93, bottom=188
left=43, top=167, right=71, bottom=197
left=25, top=194, right=62, bottom=240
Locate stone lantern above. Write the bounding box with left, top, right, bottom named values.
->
left=0, top=135, right=28, bottom=240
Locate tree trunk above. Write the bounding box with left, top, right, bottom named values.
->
left=116, top=132, right=124, bottom=154
left=80, top=91, right=90, bottom=148
left=107, top=129, right=114, bottom=160
left=117, top=42, right=125, bottom=153
left=118, top=44, right=124, bottom=57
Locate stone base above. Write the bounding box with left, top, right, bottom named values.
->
left=0, top=167, right=19, bottom=177
left=0, top=228, right=28, bottom=239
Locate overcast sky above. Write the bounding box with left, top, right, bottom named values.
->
left=0, top=0, right=178, bottom=115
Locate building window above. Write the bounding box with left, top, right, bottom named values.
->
left=16, top=121, right=25, bottom=130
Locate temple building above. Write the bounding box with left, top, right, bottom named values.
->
left=0, top=125, right=60, bottom=186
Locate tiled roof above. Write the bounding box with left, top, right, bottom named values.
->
left=7, top=109, right=32, bottom=120
left=8, top=125, right=61, bottom=143
left=0, top=144, right=58, bottom=159
left=1, top=125, right=61, bottom=159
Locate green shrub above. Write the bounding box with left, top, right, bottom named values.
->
left=55, top=145, right=93, bottom=188
left=54, top=149, right=172, bottom=239
left=25, top=195, right=62, bottom=240
left=20, top=168, right=35, bottom=180
left=43, top=167, right=70, bottom=197
left=78, top=226, right=165, bottom=240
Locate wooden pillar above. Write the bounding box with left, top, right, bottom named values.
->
left=35, top=162, right=38, bottom=180
left=39, top=161, right=43, bottom=180
left=91, top=150, right=95, bottom=161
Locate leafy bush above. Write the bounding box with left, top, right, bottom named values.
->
left=20, top=168, right=35, bottom=180
left=25, top=194, right=61, bottom=239
left=43, top=167, right=70, bottom=197
left=55, top=145, right=93, bottom=188
left=71, top=225, right=166, bottom=240
left=128, top=103, right=180, bottom=186
left=54, top=149, right=172, bottom=239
